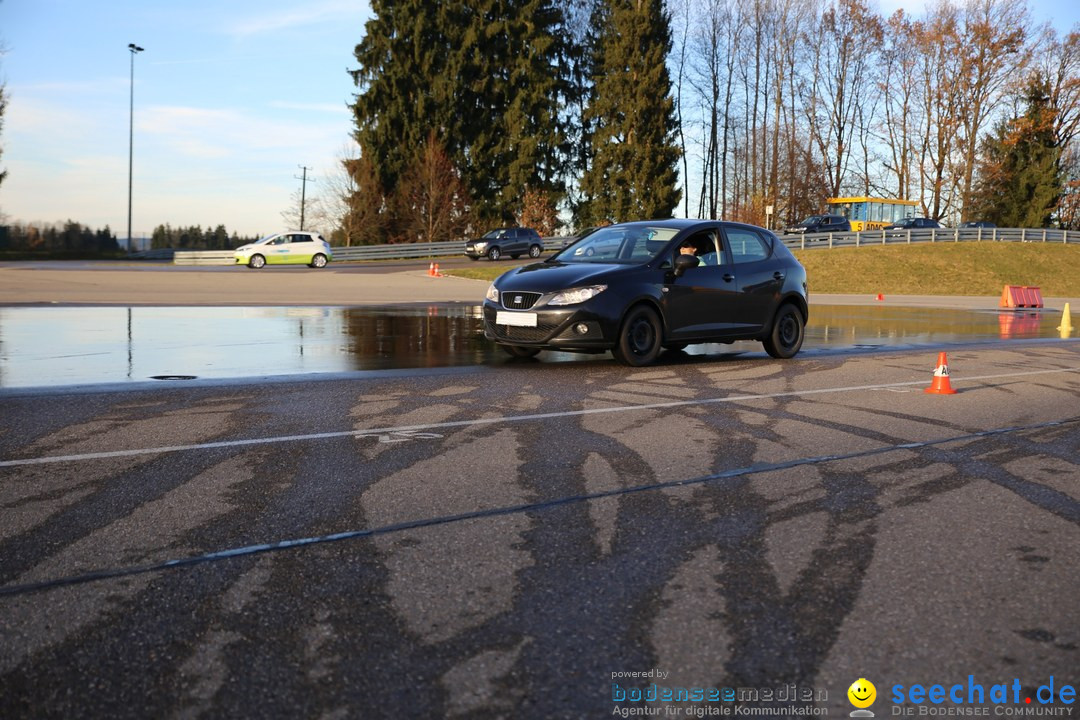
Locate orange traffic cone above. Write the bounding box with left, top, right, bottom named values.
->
left=434, top=263, right=442, bottom=277
left=428, top=262, right=435, bottom=277
left=924, top=352, right=957, bottom=395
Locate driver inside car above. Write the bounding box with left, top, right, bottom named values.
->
left=677, top=237, right=720, bottom=266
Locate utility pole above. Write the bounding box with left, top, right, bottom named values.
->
left=294, top=165, right=315, bottom=230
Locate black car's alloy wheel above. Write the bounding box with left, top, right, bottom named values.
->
left=529, top=244, right=542, bottom=258
left=487, top=247, right=501, bottom=261
left=612, top=305, right=662, bottom=367
left=762, top=304, right=805, bottom=359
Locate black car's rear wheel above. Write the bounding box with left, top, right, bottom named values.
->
left=501, top=345, right=541, bottom=359
left=612, top=305, right=662, bottom=367
left=762, top=304, right=805, bottom=359
left=528, top=244, right=542, bottom=258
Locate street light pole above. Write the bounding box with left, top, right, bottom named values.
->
left=127, top=43, right=144, bottom=253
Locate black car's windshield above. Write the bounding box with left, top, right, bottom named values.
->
left=552, top=225, right=681, bottom=264
left=799, top=216, right=824, bottom=225
left=482, top=229, right=508, bottom=239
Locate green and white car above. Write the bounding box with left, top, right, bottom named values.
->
left=234, top=232, right=332, bottom=269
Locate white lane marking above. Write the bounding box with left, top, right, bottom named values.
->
left=2, top=366, right=1078, bottom=468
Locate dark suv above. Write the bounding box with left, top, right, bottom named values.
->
left=465, top=227, right=544, bottom=261
left=884, top=217, right=942, bottom=231
left=783, top=214, right=850, bottom=235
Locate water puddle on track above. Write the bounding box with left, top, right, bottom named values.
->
left=0, top=304, right=1071, bottom=389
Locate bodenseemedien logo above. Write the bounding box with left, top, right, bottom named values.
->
left=849, top=678, right=877, bottom=717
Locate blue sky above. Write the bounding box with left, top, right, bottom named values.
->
left=1, top=0, right=372, bottom=238
left=1, top=1, right=1078, bottom=239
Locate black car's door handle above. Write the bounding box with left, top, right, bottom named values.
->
left=773, top=272, right=785, bottom=281
left=723, top=273, right=735, bottom=282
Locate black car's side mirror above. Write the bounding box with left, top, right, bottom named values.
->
left=673, top=253, right=699, bottom=277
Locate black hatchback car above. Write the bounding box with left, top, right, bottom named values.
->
left=783, top=214, right=850, bottom=235
left=884, top=217, right=942, bottom=232
left=482, top=219, right=809, bottom=366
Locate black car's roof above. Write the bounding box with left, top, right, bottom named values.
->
left=604, top=218, right=776, bottom=234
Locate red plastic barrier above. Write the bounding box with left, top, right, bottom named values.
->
left=1000, top=285, right=1044, bottom=308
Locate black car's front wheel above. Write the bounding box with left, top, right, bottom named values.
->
left=487, top=247, right=501, bottom=261
left=612, top=305, right=662, bottom=367
left=762, top=304, right=805, bottom=359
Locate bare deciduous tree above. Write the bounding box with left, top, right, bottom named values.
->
left=954, top=0, right=1032, bottom=219
left=393, top=131, right=470, bottom=244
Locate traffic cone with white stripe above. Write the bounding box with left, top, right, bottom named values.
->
left=428, top=262, right=435, bottom=276
left=924, top=352, right=957, bottom=395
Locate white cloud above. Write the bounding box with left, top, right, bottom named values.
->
left=228, top=1, right=367, bottom=38
left=268, top=101, right=348, bottom=114
left=134, top=105, right=349, bottom=168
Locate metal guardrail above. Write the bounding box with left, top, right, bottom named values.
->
left=172, top=238, right=570, bottom=265
left=170, top=228, right=1074, bottom=265
left=779, top=226, right=1076, bottom=250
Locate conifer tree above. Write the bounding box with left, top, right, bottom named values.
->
left=970, top=77, right=1063, bottom=228
left=579, top=0, right=682, bottom=224
left=349, top=0, right=567, bottom=232
left=565, top=0, right=609, bottom=226
left=350, top=1, right=445, bottom=195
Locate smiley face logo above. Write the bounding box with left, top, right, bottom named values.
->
left=848, top=678, right=877, bottom=709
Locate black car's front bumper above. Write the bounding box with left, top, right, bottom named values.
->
left=482, top=301, right=615, bottom=351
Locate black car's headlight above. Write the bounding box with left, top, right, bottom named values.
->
left=548, top=284, right=607, bottom=306
left=485, top=284, right=499, bottom=303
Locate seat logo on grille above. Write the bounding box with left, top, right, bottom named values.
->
left=514, top=295, right=523, bottom=304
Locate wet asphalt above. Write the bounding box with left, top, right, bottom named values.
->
left=1, top=341, right=1079, bottom=718
left=0, top=262, right=1078, bottom=719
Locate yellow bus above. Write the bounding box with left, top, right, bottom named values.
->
left=827, top=197, right=919, bottom=232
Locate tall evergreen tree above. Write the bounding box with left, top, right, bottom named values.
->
left=969, top=77, right=1063, bottom=228
left=350, top=1, right=445, bottom=196
left=444, top=0, right=566, bottom=223
left=565, top=0, right=609, bottom=226
left=349, top=0, right=566, bottom=232
left=579, top=0, right=682, bottom=224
